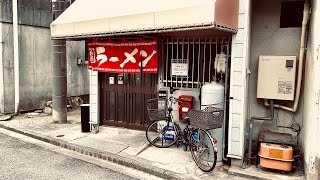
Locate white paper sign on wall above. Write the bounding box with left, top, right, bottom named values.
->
left=171, top=59, right=189, bottom=76
left=109, top=77, right=115, bottom=84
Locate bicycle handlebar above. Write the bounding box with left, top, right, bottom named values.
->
left=168, top=96, right=185, bottom=105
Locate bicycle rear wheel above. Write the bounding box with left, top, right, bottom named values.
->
left=146, top=120, right=180, bottom=148
left=190, top=128, right=217, bottom=172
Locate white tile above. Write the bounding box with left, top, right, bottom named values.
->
left=239, top=0, right=246, bottom=14
left=232, top=100, right=242, bottom=114
left=230, top=141, right=241, bottom=155
left=234, top=43, right=244, bottom=58
left=238, top=14, right=245, bottom=29
left=231, top=128, right=240, bottom=142
left=232, top=72, right=243, bottom=86
left=91, top=84, right=98, bottom=94
left=91, top=94, right=97, bottom=104
left=91, top=104, right=97, bottom=113
left=233, top=57, right=244, bottom=72
left=233, top=86, right=243, bottom=100
left=90, top=96, right=97, bottom=104
left=91, top=71, right=98, bottom=76
left=91, top=77, right=98, bottom=86
left=90, top=112, right=98, bottom=123
left=232, top=114, right=241, bottom=128
left=235, top=29, right=244, bottom=43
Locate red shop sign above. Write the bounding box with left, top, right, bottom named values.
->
left=88, top=39, right=158, bottom=74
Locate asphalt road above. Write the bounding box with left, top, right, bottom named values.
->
left=0, top=128, right=250, bottom=180
left=0, top=132, right=136, bottom=180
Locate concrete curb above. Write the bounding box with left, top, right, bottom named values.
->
left=0, top=124, right=188, bottom=180
left=228, top=166, right=304, bottom=180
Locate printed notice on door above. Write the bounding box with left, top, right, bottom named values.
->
left=278, top=81, right=293, bottom=95
left=171, top=59, right=188, bottom=76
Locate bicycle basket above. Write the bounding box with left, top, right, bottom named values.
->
left=188, top=107, right=224, bottom=130
left=147, top=98, right=168, bottom=121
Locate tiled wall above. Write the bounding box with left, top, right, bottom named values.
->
left=228, top=0, right=251, bottom=159
left=89, top=70, right=99, bottom=125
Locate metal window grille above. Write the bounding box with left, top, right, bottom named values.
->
left=159, top=37, right=231, bottom=89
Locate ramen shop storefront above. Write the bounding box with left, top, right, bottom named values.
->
left=50, top=0, right=239, bottom=131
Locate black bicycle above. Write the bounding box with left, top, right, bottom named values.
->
left=145, top=96, right=224, bottom=172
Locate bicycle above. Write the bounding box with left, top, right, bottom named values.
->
left=145, top=95, right=224, bottom=172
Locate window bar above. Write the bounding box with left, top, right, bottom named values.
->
left=197, top=37, right=201, bottom=88
left=209, top=37, right=212, bottom=83
left=181, top=38, right=184, bottom=88
left=186, top=38, right=190, bottom=87
left=224, top=40, right=230, bottom=98
left=167, top=41, right=218, bottom=45
left=171, top=38, right=174, bottom=88
left=192, top=38, right=195, bottom=88
left=214, top=37, right=218, bottom=82
left=202, top=38, right=207, bottom=86
left=220, top=37, right=225, bottom=81
left=176, top=38, right=179, bottom=88
left=166, top=38, right=169, bottom=87
left=159, top=39, right=164, bottom=85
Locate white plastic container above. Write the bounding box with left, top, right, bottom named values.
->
left=201, top=82, right=225, bottom=166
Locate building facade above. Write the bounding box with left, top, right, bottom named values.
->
left=51, top=0, right=319, bottom=179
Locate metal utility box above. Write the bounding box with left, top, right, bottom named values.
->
left=257, top=56, right=296, bottom=101
left=178, top=95, right=193, bottom=122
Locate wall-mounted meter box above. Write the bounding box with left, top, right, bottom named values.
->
left=257, top=56, right=296, bottom=101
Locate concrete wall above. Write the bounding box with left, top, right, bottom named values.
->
left=0, top=0, right=51, bottom=26
left=0, top=23, right=88, bottom=113
left=67, top=41, right=89, bottom=97
left=248, top=0, right=304, bottom=144
left=0, top=0, right=89, bottom=113
left=303, top=0, right=320, bottom=179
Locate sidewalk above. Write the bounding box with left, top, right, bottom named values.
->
left=0, top=109, right=234, bottom=180
left=0, top=109, right=304, bottom=180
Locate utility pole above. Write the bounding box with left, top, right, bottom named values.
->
left=51, top=0, right=67, bottom=123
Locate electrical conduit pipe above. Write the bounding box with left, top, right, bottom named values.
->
left=13, top=0, right=19, bottom=114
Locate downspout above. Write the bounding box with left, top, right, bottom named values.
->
left=52, top=0, right=67, bottom=123
left=13, top=0, right=19, bottom=114
left=0, top=17, right=4, bottom=113
left=264, top=0, right=311, bottom=112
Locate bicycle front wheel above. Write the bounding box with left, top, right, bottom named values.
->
left=146, top=120, right=180, bottom=148
left=190, top=129, right=217, bottom=172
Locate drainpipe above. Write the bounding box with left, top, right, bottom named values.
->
left=264, top=0, right=310, bottom=112
left=13, top=0, right=19, bottom=114
left=52, top=0, right=67, bottom=123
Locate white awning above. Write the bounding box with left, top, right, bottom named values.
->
left=51, top=0, right=237, bottom=39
